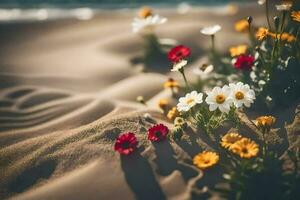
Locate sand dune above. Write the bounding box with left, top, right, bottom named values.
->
left=0, top=4, right=298, bottom=200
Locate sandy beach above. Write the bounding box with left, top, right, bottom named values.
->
left=0, top=3, right=299, bottom=200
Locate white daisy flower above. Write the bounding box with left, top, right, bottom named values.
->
left=193, top=64, right=214, bottom=78
left=171, top=59, right=188, bottom=72
left=257, top=0, right=266, bottom=5
left=177, top=91, right=203, bottom=112
left=132, top=14, right=167, bottom=34
left=200, top=25, right=222, bottom=36
left=275, top=4, right=292, bottom=11
left=205, top=86, right=232, bottom=113
left=229, top=82, right=255, bottom=108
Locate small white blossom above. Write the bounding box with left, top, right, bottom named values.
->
left=171, top=60, right=188, bottom=72
left=132, top=14, right=167, bottom=33
left=275, top=4, right=292, bottom=11
left=257, top=0, right=266, bottom=5
left=229, top=82, right=256, bottom=108
left=205, top=86, right=232, bottom=113
left=200, top=25, right=222, bottom=36
left=177, top=91, right=203, bottom=112
left=192, top=64, right=214, bottom=78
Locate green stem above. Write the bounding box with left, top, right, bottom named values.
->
left=211, top=34, right=215, bottom=55
left=266, top=0, right=271, bottom=30
left=278, top=11, right=287, bottom=55
left=180, top=69, right=190, bottom=90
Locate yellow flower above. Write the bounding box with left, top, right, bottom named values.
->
left=235, top=19, right=249, bottom=32
left=291, top=11, right=300, bottom=22
left=138, top=7, right=153, bottom=19
left=158, top=99, right=169, bottom=110
left=256, top=27, right=269, bottom=41
left=167, top=107, right=179, bottom=120
left=164, top=78, right=180, bottom=90
left=221, top=132, right=243, bottom=149
left=255, top=116, right=276, bottom=129
left=174, top=117, right=186, bottom=128
left=193, top=151, right=219, bottom=169
left=231, top=138, right=259, bottom=159
left=229, top=45, right=248, bottom=57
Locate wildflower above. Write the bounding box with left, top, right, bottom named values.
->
left=231, top=138, right=259, bottom=158
left=192, top=64, right=214, bottom=77
left=257, top=0, right=266, bottom=5
left=164, top=78, right=180, bottom=90
left=269, top=32, right=296, bottom=42
left=193, top=151, right=219, bottom=169
left=233, top=54, right=255, bottom=70
left=229, top=82, right=255, bottom=108
left=114, top=132, right=138, bottom=155
left=168, top=45, right=191, bottom=64
left=255, top=116, right=276, bottom=131
left=234, top=19, right=249, bottom=32
left=136, top=96, right=146, bottom=104
left=200, top=25, right=222, bottom=35
left=256, top=27, right=269, bottom=40
left=205, top=85, right=233, bottom=113
left=138, top=7, right=153, bottom=18
left=291, top=11, right=300, bottom=22
left=221, top=132, right=243, bottom=149
left=229, top=45, right=248, bottom=57
left=174, top=117, right=187, bottom=128
left=148, top=124, right=169, bottom=142
left=177, top=91, right=203, bottom=112
left=276, top=3, right=292, bottom=11
left=158, top=99, right=169, bottom=111
left=171, top=60, right=188, bottom=72
left=167, top=107, right=179, bottom=121
left=132, top=7, right=167, bottom=33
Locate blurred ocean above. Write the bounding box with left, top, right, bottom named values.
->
left=0, top=0, right=252, bottom=23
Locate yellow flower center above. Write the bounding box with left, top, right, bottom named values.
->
left=187, top=98, right=195, bottom=105
left=241, top=148, right=248, bottom=154
left=235, top=91, right=244, bottom=100
left=215, top=94, right=225, bottom=104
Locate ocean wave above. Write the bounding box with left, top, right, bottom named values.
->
left=0, top=7, right=94, bottom=22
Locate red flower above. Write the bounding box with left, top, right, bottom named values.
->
left=114, top=132, right=138, bottom=155
left=233, top=54, right=255, bottom=70
left=168, top=45, right=191, bottom=63
left=148, top=124, right=169, bottom=142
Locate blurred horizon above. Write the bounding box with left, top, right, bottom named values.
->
left=0, top=0, right=253, bottom=8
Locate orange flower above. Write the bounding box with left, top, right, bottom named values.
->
left=229, top=45, right=248, bottom=57
left=164, top=78, right=180, bottom=90
left=158, top=99, right=169, bottom=111
left=231, top=138, right=259, bottom=159
left=138, top=7, right=153, bottom=18
left=256, top=27, right=269, bottom=41
left=291, top=11, right=300, bottom=22
left=221, top=132, right=243, bottom=149
left=167, top=107, right=179, bottom=121
left=268, top=32, right=296, bottom=42
left=235, top=19, right=249, bottom=32
left=255, top=116, right=276, bottom=129
left=193, top=151, right=219, bottom=169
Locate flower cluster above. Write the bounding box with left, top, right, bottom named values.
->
left=177, top=82, right=255, bottom=114
left=114, top=124, right=169, bottom=155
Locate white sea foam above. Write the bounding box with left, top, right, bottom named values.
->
left=0, top=7, right=95, bottom=22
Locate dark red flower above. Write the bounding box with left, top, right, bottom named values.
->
left=233, top=54, right=255, bottom=70
left=168, top=45, right=191, bottom=63
left=148, top=124, right=169, bottom=142
left=114, top=132, right=138, bottom=155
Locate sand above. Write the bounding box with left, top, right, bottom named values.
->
left=0, top=3, right=299, bottom=200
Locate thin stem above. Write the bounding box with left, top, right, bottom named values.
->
left=266, top=0, right=271, bottom=30
left=211, top=35, right=215, bottom=55
left=180, top=69, right=190, bottom=90
left=278, top=11, right=287, bottom=57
